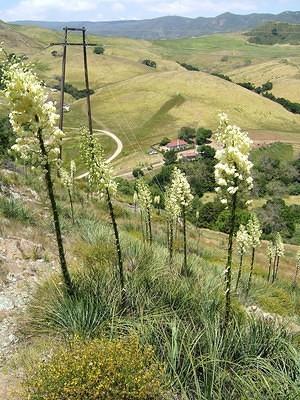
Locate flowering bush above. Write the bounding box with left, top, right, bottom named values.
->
left=136, top=179, right=153, bottom=243
left=24, top=337, right=168, bottom=400
left=214, top=113, right=253, bottom=206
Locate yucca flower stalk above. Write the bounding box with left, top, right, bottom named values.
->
left=2, top=55, right=74, bottom=295
left=272, top=232, right=285, bottom=283
left=168, top=167, right=193, bottom=274
left=292, top=250, right=300, bottom=289
left=80, top=128, right=125, bottom=303
left=235, top=224, right=250, bottom=291
left=267, top=241, right=276, bottom=282
left=133, top=191, right=138, bottom=213
left=214, top=113, right=253, bottom=326
left=154, top=195, right=161, bottom=214
left=60, top=160, right=76, bottom=224
left=136, top=179, right=153, bottom=244
left=165, top=185, right=181, bottom=264
left=245, top=214, right=262, bottom=296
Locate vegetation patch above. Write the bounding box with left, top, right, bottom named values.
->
left=24, top=337, right=168, bottom=400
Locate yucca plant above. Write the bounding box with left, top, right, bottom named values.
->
left=136, top=179, right=153, bottom=244
left=80, top=128, right=125, bottom=305
left=214, top=113, right=253, bottom=326
left=245, top=213, right=262, bottom=296
left=60, top=160, right=76, bottom=224
left=2, top=52, right=73, bottom=295
left=235, top=224, right=250, bottom=291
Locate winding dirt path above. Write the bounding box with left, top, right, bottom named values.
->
left=63, top=127, right=123, bottom=180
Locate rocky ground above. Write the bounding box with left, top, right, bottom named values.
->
left=0, top=233, right=55, bottom=398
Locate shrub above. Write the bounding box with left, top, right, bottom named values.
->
left=0, top=116, right=15, bottom=160
left=133, top=168, right=144, bottom=178
left=24, top=337, right=168, bottom=400
left=94, top=45, right=105, bottom=55
left=160, top=137, right=170, bottom=146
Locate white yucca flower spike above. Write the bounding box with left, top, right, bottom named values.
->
left=3, top=60, right=64, bottom=167
left=297, top=250, right=300, bottom=267
left=165, top=185, right=181, bottom=221
left=247, top=214, right=262, bottom=249
left=170, top=167, right=193, bottom=209
left=136, top=179, right=152, bottom=212
left=267, top=241, right=276, bottom=260
left=154, top=195, right=161, bottom=206
left=80, top=127, right=117, bottom=195
left=274, top=232, right=285, bottom=258
left=236, top=224, right=250, bottom=256
left=214, top=113, right=253, bottom=206
left=60, top=160, right=76, bottom=192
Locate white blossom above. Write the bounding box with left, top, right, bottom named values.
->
left=169, top=167, right=193, bottom=210
left=80, top=127, right=117, bottom=195
left=154, top=195, right=161, bottom=206
left=165, top=185, right=181, bottom=222
left=267, top=241, right=276, bottom=261
left=247, top=214, right=262, bottom=249
left=60, top=160, right=76, bottom=193
left=236, top=224, right=250, bottom=256
left=297, top=250, right=300, bottom=268
left=274, top=232, right=285, bottom=258
left=214, top=114, right=253, bottom=205
left=2, top=60, right=63, bottom=167
left=136, top=179, right=153, bottom=213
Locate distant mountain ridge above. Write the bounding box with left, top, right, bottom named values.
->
left=13, top=11, right=300, bottom=39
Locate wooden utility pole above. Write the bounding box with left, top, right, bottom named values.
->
left=49, top=27, right=97, bottom=160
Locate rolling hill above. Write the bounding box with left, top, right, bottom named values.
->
left=13, top=11, right=300, bottom=39
left=2, top=20, right=300, bottom=172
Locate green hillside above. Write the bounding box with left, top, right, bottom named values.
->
left=246, top=22, right=300, bottom=45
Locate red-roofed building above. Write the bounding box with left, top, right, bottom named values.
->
left=179, top=149, right=199, bottom=161
left=165, top=139, right=188, bottom=151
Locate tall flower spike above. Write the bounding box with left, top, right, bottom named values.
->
left=60, top=160, right=76, bottom=193
left=170, top=167, right=193, bottom=209
left=274, top=232, right=285, bottom=258
left=214, top=113, right=253, bottom=206
left=136, top=179, right=153, bottom=213
left=236, top=224, right=250, bottom=256
left=80, top=127, right=117, bottom=195
left=247, top=214, right=262, bottom=249
left=3, top=61, right=64, bottom=168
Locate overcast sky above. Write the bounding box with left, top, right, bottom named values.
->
left=1, top=0, right=299, bottom=21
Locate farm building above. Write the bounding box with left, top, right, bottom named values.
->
left=165, top=139, right=188, bottom=151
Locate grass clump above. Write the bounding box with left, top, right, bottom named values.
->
left=24, top=336, right=168, bottom=400
left=0, top=195, right=34, bottom=224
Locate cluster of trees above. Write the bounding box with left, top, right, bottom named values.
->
left=212, top=71, right=300, bottom=115
left=252, top=143, right=300, bottom=197
left=237, top=80, right=300, bottom=114
left=177, top=62, right=200, bottom=71
left=142, top=59, right=157, bottom=68
left=178, top=126, right=213, bottom=145
left=53, top=81, right=95, bottom=100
